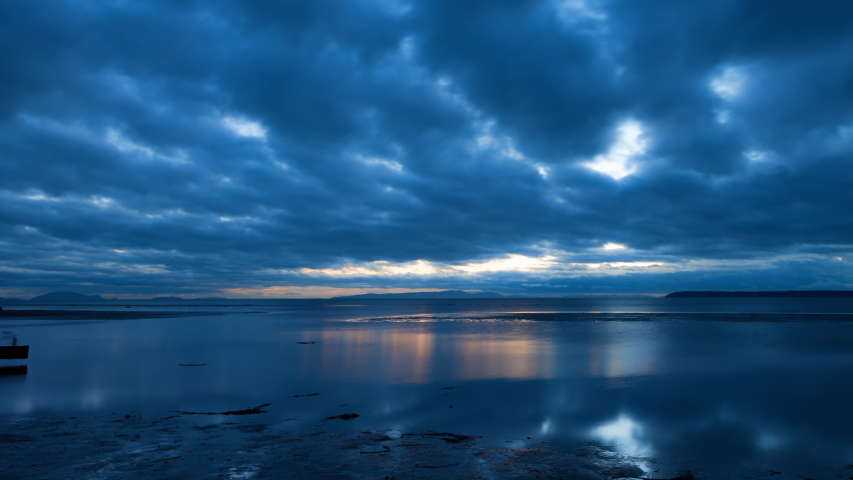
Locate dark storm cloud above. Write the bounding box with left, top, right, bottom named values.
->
left=1, top=0, right=852, bottom=296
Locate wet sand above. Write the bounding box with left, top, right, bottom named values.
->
left=3, top=411, right=845, bottom=479
left=4, top=302, right=853, bottom=478
left=0, top=411, right=677, bottom=479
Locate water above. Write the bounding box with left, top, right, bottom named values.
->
left=2, top=298, right=853, bottom=478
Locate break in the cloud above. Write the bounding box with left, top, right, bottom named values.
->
left=1, top=0, right=853, bottom=298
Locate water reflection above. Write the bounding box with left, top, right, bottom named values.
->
left=314, top=328, right=435, bottom=383
left=3, top=302, right=853, bottom=478
left=309, top=319, right=664, bottom=384
left=591, top=414, right=652, bottom=457
left=455, top=334, right=554, bottom=380
left=330, top=317, right=661, bottom=384
left=312, top=326, right=555, bottom=383
left=588, top=322, right=660, bottom=380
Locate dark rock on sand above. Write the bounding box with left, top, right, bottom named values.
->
left=403, top=432, right=474, bottom=444
left=652, top=472, right=702, bottom=480
left=174, top=403, right=270, bottom=416
left=325, top=413, right=360, bottom=421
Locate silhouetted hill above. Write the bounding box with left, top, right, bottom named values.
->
left=151, top=296, right=184, bottom=301
left=666, top=290, right=853, bottom=298
left=334, top=290, right=504, bottom=299
left=31, top=292, right=104, bottom=301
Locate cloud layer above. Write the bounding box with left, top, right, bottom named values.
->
left=2, top=0, right=852, bottom=297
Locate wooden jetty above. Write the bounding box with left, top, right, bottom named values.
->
left=0, top=345, right=29, bottom=359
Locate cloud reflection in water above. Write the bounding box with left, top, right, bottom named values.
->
left=589, top=322, right=660, bottom=382
left=592, top=414, right=653, bottom=457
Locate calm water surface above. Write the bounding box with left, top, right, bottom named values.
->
left=2, top=298, right=853, bottom=477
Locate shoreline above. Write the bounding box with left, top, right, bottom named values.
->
left=0, top=411, right=671, bottom=480
left=3, top=410, right=842, bottom=479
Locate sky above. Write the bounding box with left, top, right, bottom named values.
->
left=1, top=0, right=852, bottom=298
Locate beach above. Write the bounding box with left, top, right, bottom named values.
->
left=2, top=299, right=853, bottom=478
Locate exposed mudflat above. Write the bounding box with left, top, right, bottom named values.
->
left=3, top=301, right=853, bottom=479
left=1, top=412, right=841, bottom=480
left=0, top=412, right=659, bottom=480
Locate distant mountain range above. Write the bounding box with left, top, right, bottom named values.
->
left=0, top=289, right=528, bottom=303
left=334, top=290, right=506, bottom=299
left=17, top=292, right=229, bottom=302
left=150, top=296, right=227, bottom=301
left=15, top=290, right=853, bottom=302
left=666, top=290, right=853, bottom=298
left=31, top=291, right=104, bottom=301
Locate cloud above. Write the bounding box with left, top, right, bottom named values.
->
left=583, top=119, right=648, bottom=179
left=1, top=0, right=852, bottom=297
left=221, top=116, right=267, bottom=139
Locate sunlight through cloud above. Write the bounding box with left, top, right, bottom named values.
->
left=743, top=149, right=768, bottom=162
left=583, top=119, right=648, bottom=180
left=221, top=116, right=267, bottom=139
left=455, top=254, right=558, bottom=273
left=552, top=0, right=607, bottom=23
left=297, top=254, right=558, bottom=277
left=105, top=129, right=188, bottom=164
left=358, top=155, right=404, bottom=172
left=710, top=67, right=746, bottom=101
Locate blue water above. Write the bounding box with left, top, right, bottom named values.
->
left=2, top=297, right=853, bottom=477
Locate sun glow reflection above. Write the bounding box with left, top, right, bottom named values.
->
left=308, top=328, right=554, bottom=384
left=455, top=335, right=555, bottom=380
left=316, top=329, right=435, bottom=383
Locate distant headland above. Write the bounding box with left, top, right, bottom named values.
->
left=0, top=292, right=230, bottom=302
left=31, top=292, right=104, bottom=301
left=666, top=290, right=853, bottom=298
